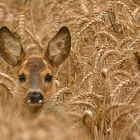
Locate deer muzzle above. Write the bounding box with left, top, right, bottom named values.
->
left=25, top=91, right=44, bottom=105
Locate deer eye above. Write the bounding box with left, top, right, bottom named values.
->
left=18, top=74, right=26, bottom=82
left=45, top=74, right=53, bottom=83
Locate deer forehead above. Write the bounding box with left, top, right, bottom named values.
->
left=20, top=56, right=52, bottom=74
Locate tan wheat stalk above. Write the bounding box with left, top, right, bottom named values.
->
left=75, top=11, right=107, bottom=38
left=112, top=106, right=140, bottom=127
left=0, top=73, right=16, bottom=96
left=0, top=3, right=9, bottom=22
left=95, top=31, right=119, bottom=44
left=100, top=50, right=121, bottom=67
left=116, top=1, right=135, bottom=21
left=111, top=79, right=132, bottom=102
left=69, top=101, right=96, bottom=111
left=133, top=7, right=140, bottom=20
left=52, top=87, right=72, bottom=105
left=110, top=70, right=132, bottom=79
left=119, top=37, right=133, bottom=48
left=16, top=11, right=25, bottom=40
left=125, top=86, right=140, bottom=104
left=80, top=72, right=93, bottom=88
left=94, top=48, right=106, bottom=73
left=25, top=27, right=43, bottom=51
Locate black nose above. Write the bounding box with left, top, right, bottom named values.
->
left=26, top=91, right=44, bottom=104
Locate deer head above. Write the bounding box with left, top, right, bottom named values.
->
left=0, top=26, right=71, bottom=108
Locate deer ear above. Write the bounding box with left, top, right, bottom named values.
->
left=0, top=26, right=24, bottom=66
left=45, top=26, right=71, bottom=67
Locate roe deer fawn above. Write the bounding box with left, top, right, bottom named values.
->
left=0, top=26, right=71, bottom=113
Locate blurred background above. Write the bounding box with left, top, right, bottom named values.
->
left=0, top=0, right=140, bottom=140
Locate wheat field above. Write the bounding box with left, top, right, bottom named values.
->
left=0, top=0, right=140, bottom=140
